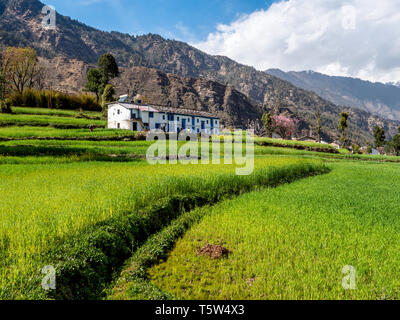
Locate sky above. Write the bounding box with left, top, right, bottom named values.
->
left=46, top=0, right=400, bottom=83
left=47, top=0, right=276, bottom=42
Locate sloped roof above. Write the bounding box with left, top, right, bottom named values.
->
left=110, top=102, right=218, bottom=119
left=113, top=103, right=159, bottom=112
left=157, top=106, right=217, bottom=118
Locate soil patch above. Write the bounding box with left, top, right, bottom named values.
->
left=196, top=244, right=231, bottom=260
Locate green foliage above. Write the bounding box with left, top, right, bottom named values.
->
left=84, top=69, right=103, bottom=102
left=101, top=84, right=115, bottom=116
left=352, top=143, right=361, bottom=154
left=373, top=126, right=386, bottom=148
left=98, top=53, right=119, bottom=81
left=385, top=128, right=400, bottom=156
left=84, top=53, right=119, bottom=102
left=102, top=84, right=115, bottom=104
left=393, top=128, right=400, bottom=156
left=0, top=99, right=12, bottom=114
left=339, top=112, right=349, bottom=145
left=315, top=110, right=322, bottom=143
left=261, top=113, right=273, bottom=138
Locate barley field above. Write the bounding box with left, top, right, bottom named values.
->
left=148, top=161, right=400, bottom=300
left=0, top=156, right=325, bottom=299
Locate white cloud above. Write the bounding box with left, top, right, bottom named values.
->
left=193, top=0, right=400, bottom=83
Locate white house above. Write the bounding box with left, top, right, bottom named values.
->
left=107, top=95, right=221, bottom=134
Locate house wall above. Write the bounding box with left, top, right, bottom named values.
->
left=108, top=105, right=132, bottom=130
left=108, top=104, right=220, bottom=134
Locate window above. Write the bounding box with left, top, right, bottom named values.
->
left=207, top=120, right=209, bottom=124
left=177, top=117, right=180, bottom=121
left=149, top=112, right=154, bottom=118
left=117, top=123, right=120, bottom=129
left=163, top=115, right=166, bottom=120
left=155, top=123, right=161, bottom=129
left=117, top=110, right=120, bottom=115
left=197, top=119, right=199, bottom=123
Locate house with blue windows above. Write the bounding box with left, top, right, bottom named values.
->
left=107, top=95, right=221, bottom=134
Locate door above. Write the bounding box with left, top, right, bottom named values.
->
left=201, top=121, right=205, bottom=130
left=132, top=122, right=137, bottom=131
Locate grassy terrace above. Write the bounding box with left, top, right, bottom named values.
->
left=11, top=107, right=102, bottom=118
left=0, top=156, right=326, bottom=299
left=145, top=161, right=400, bottom=300
left=0, top=127, right=136, bottom=140
left=0, top=113, right=106, bottom=129
left=254, top=137, right=335, bottom=150
left=2, top=106, right=400, bottom=301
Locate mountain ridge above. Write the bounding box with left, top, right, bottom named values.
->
left=266, top=68, right=400, bottom=121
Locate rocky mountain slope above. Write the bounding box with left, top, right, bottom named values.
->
left=1, top=0, right=399, bottom=143
left=266, top=69, right=400, bottom=122
left=114, top=66, right=262, bottom=128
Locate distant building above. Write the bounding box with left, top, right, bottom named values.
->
left=371, top=148, right=380, bottom=155
left=297, top=136, right=318, bottom=143
left=272, top=133, right=283, bottom=140
left=330, top=143, right=340, bottom=149
left=107, top=95, right=221, bottom=134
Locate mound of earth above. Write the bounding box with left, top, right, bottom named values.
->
left=196, top=244, right=231, bottom=260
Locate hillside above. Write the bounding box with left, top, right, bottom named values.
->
left=1, top=0, right=399, bottom=143
left=114, top=66, right=261, bottom=129
left=266, top=69, right=400, bottom=122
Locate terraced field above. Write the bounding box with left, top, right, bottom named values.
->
left=145, top=161, right=400, bottom=300
left=1, top=106, right=400, bottom=300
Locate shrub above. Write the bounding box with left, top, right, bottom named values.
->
left=21, top=90, right=37, bottom=107
left=0, top=99, right=12, bottom=114
left=8, top=89, right=101, bottom=111
left=352, top=144, right=361, bottom=154
left=9, top=92, right=23, bottom=107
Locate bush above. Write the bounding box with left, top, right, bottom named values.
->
left=9, top=92, right=23, bottom=107
left=8, top=89, right=101, bottom=111
left=352, top=144, right=361, bottom=154
left=0, top=99, right=12, bottom=114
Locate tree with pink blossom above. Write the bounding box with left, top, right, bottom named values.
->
left=271, top=115, right=299, bottom=140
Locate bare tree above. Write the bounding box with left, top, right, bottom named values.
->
left=3, top=47, right=42, bottom=94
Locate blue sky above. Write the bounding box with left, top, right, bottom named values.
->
left=46, top=0, right=279, bottom=42
left=44, top=0, right=400, bottom=82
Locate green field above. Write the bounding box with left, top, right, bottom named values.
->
left=0, top=155, right=325, bottom=299
left=0, top=113, right=106, bottom=129
left=146, top=161, right=400, bottom=300
left=11, top=107, right=102, bottom=119
left=1, top=106, right=400, bottom=300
